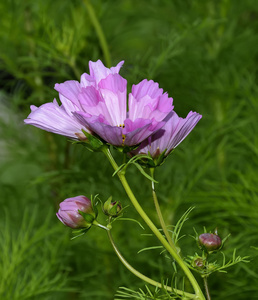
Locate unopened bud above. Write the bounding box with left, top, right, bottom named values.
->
left=103, top=197, right=122, bottom=217
left=56, top=195, right=97, bottom=229
left=192, top=258, right=205, bottom=269
left=199, top=233, right=222, bottom=252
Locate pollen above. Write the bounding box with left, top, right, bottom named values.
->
left=122, top=134, right=126, bottom=145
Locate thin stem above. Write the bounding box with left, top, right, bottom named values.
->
left=92, top=220, right=110, bottom=231
left=69, top=57, right=82, bottom=80
left=103, top=148, right=205, bottom=300
left=150, top=168, right=177, bottom=251
left=203, top=277, right=211, bottom=300
left=107, top=229, right=197, bottom=299
left=83, top=0, right=111, bottom=67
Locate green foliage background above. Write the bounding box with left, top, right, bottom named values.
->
left=0, top=0, right=258, bottom=299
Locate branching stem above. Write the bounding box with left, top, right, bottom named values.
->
left=102, top=148, right=205, bottom=300
left=107, top=229, right=196, bottom=298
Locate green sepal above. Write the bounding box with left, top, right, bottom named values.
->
left=153, top=148, right=170, bottom=166
left=104, top=196, right=113, bottom=206
left=82, top=130, right=106, bottom=151
left=130, top=149, right=173, bottom=168
left=127, top=148, right=170, bottom=168
left=102, top=196, right=112, bottom=214
left=78, top=210, right=95, bottom=226
left=129, top=153, right=156, bottom=168
left=71, top=130, right=108, bottom=152
left=112, top=144, right=140, bottom=154
left=109, top=201, right=120, bottom=216
left=103, top=196, right=123, bottom=218
left=71, top=227, right=91, bottom=240
left=91, top=194, right=99, bottom=218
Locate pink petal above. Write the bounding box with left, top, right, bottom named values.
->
left=98, top=74, right=127, bottom=126
left=128, top=79, right=173, bottom=122
left=55, top=80, right=82, bottom=108
left=89, top=60, right=124, bottom=84
left=24, top=99, right=87, bottom=139
left=73, top=112, right=123, bottom=146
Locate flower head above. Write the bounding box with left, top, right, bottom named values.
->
left=131, top=110, right=202, bottom=163
left=24, top=60, right=174, bottom=148
left=56, top=195, right=96, bottom=229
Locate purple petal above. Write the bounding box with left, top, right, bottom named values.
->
left=56, top=212, right=65, bottom=224
left=166, top=111, right=202, bottom=150
left=77, top=74, right=127, bottom=127
left=110, top=60, right=124, bottom=74
left=24, top=99, right=87, bottom=139
left=128, top=79, right=173, bottom=122
left=73, top=112, right=123, bottom=146
left=80, top=72, right=96, bottom=88
left=123, top=118, right=164, bottom=146
left=78, top=86, right=107, bottom=118
left=55, top=80, right=82, bottom=108
left=98, top=74, right=127, bottom=126
left=133, top=111, right=202, bottom=157
left=59, top=94, right=81, bottom=116
left=89, top=60, right=124, bottom=84
left=131, top=79, right=163, bottom=99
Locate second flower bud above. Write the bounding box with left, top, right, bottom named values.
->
left=103, top=196, right=122, bottom=217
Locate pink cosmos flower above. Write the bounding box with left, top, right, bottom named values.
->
left=25, top=60, right=174, bottom=147
left=56, top=195, right=96, bottom=229
left=131, top=110, right=202, bottom=158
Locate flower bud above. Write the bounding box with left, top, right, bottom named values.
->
left=192, top=258, right=205, bottom=269
left=199, top=233, right=222, bottom=252
left=103, top=196, right=122, bottom=217
left=56, top=195, right=97, bottom=229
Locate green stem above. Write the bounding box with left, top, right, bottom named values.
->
left=93, top=220, right=110, bottom=231
left=107, top=229, right=196, bottom=299
left=203, top=253, right=211, bottom=300
left=150, top=168, right=177, bottom=251
left=103, top=148, right=205, bottom=300
left=203, top=277, right=211, bottom=300
left=83, top=0, right=111, bottom=67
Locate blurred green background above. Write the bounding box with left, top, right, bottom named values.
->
left=0, top=0, right=258, bottom=299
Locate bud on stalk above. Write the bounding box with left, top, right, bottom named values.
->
left=199, top=233, right=222, bottom=252
left=103, top=196, right=122, bottom=217
left=57, top=195, right=97, bottom=229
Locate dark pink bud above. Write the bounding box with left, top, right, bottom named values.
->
left=192, top=258, right=205, bottom=269
left=199, top=233, right=222, bottom=251
left=56, top=195, right=96, bottom=229
left=103, top=196, right=122, bottom=217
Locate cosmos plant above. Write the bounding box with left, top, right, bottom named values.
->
left=25, top=60, right=246, bottom=300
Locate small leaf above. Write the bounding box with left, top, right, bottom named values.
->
left=115, top=217, right=145, bottom=230
left=133, top=162, right=158, bottom=183
left=71, top=227, right=91, bottom=240
left=137, top=245, right=163, bottom=254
